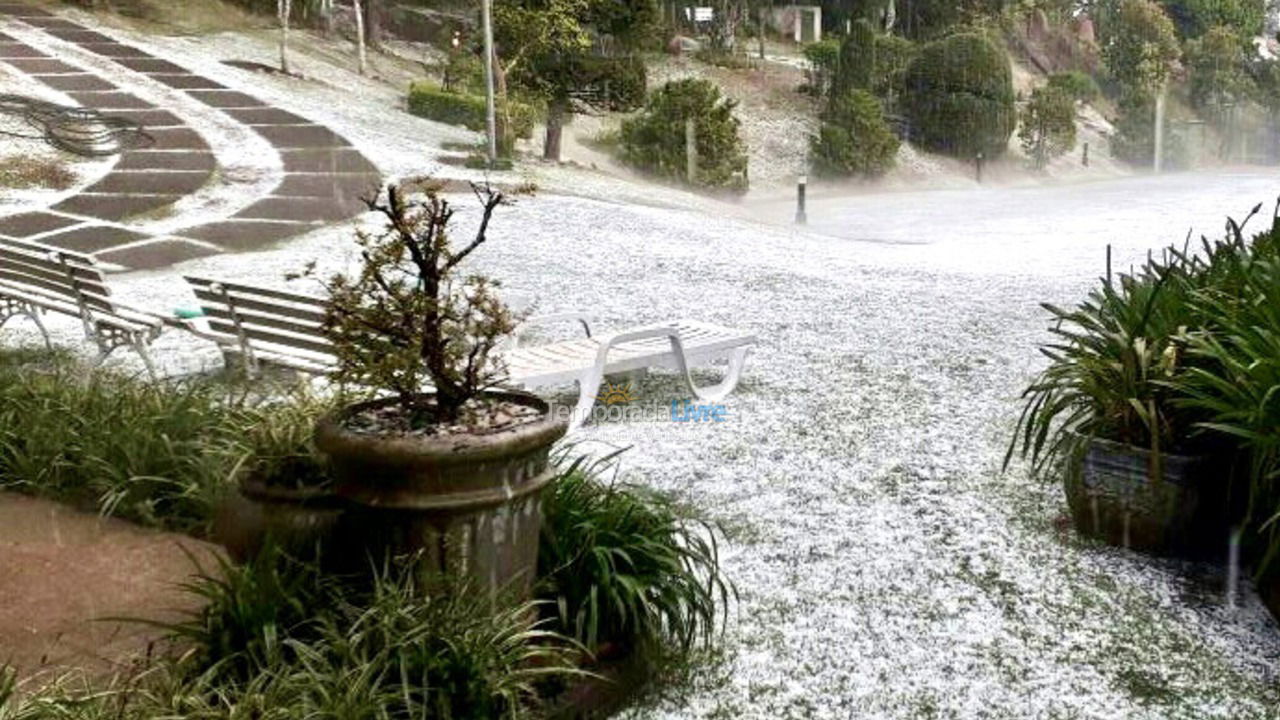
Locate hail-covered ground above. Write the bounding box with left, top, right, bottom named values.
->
left=4, top=10, right=1280, bottom=717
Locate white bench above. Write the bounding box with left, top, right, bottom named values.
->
left=0, top=237, right=165, bottom=377
left=180, top=276, right=755, bottom=430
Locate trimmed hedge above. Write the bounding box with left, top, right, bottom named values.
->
left=406, top=83, right=535, bottom=141
left=832, top=21, right=917, bottom=103
left=902, top=32, right=1015, bottom=159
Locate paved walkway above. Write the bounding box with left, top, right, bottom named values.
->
left=0, top=492, right=218, bottom=684
left=0, top=1, right=380, bottom=270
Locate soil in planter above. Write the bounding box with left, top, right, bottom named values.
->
left=342, top=396, right=544, bottom=439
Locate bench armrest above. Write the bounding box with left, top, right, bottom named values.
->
left=105, top=299, right=169, bottom=328
left=509, top=312, right=594, bottom=350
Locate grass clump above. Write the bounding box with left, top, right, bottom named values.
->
left=238, top=394, right=334, bottom=490
left=0, top=351, right=248, bottom=533
left=0, top=154, right=76, bottom=190
left=538, top=450, right=734, bottom=667
left=0, top=349, right=330, bottom=534
left=1, top=547, right=579, bottom=719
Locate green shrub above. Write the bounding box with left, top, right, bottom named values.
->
left=802, top=39, right=841, bottom=96
left=240, top=394, right=335, bottom=489
left=1007, top=202, right=1280, bottom=575
left=620, top=78, right=749, bottom=192
left=1158, top=0, right=1266, bottom=39
left=538, top=451, right=732, bottom=656
left=1185, top=25, right=1253, bottom=119
left=1109, top=88, right=1186, bottom=168
left=1006, top=253, right=1204, bottom=475
left=902, top=33, right=1016, bottom=159
left=441, top=49, right=484, bottom=94
left=1047, top=70, right=1100, bottom=103
left=693, top=48, right=757, bottom=70
left=810, top=89, right=900, bottom=178
left=1018, top=86, right=1077, bottom=169
left=1098, top=0, right=1180, bottom=93
left=406, top=83, right=535, bottom=141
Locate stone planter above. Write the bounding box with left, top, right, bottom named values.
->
left=212, top=475, right=344, bottom=563
left=314, top=391, right=567, bottom=600
left=1064, top=435, right=1216, bottom=556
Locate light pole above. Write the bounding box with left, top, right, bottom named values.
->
left=1153, top=84, right=1166, bottom=173
left=795, top=174, right=807, bottom=225
left=481, top=0, right=497, bottom=166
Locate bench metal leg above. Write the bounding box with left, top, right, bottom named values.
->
left=91, top=331, right=159, bottom=381
left=0, top=300, right=53, bottom=350
left=133, top=340, right=158, bottom=381
left=687, top=346, right=750, bottom=403
left=567, top=327, right=752, bottom=433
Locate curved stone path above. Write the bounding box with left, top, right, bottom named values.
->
left=0, top=2, right=380, bottom=270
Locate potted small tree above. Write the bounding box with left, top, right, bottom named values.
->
left=1006, top=258, right=1225, bottom=555
left=313, top=179, right=567, bottom=598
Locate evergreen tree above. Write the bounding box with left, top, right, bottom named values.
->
left=1018, top=86, right=1077, bottom=169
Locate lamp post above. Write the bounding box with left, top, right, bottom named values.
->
left=481, top=0, right=497, bottom=166
left=795, top=174, right=807, bottom=225
left=1153, top=84, right=1166, bottom=173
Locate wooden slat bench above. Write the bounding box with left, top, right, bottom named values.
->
left=180, top=276, right=756, bottom=430
left=0, top=237, right=165, bottom=377
left=179, top=275, right=334, bottom=375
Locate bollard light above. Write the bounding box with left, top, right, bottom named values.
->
left=795, top=175, right=808, bottom=225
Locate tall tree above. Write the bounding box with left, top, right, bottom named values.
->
left=896, top=0, right=1004, bottom=38
left=353, top=0, right=367, bottom=75
left=1018, top=85, right=1077, bottom=168
left=1186, top=24, right=1253, bottom=114
left=1098, top=0, right=1180, bottom=92
left=364, top=0, right=384, bottom=51
left=495, top=0, right=656, bottom=162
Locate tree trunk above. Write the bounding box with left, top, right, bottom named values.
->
left=319, top=0, right=333, bottom=36
left=364, top=0, right=383, bottom=52
left=757, top=5, right=765, bottom=59
left=278, top=0, right=292, bottom=74
left=493, top=53, right=512, bottom=156
left=353, top=0, right=367, bottom=75
left=543, top=98, right=567, bottom=162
